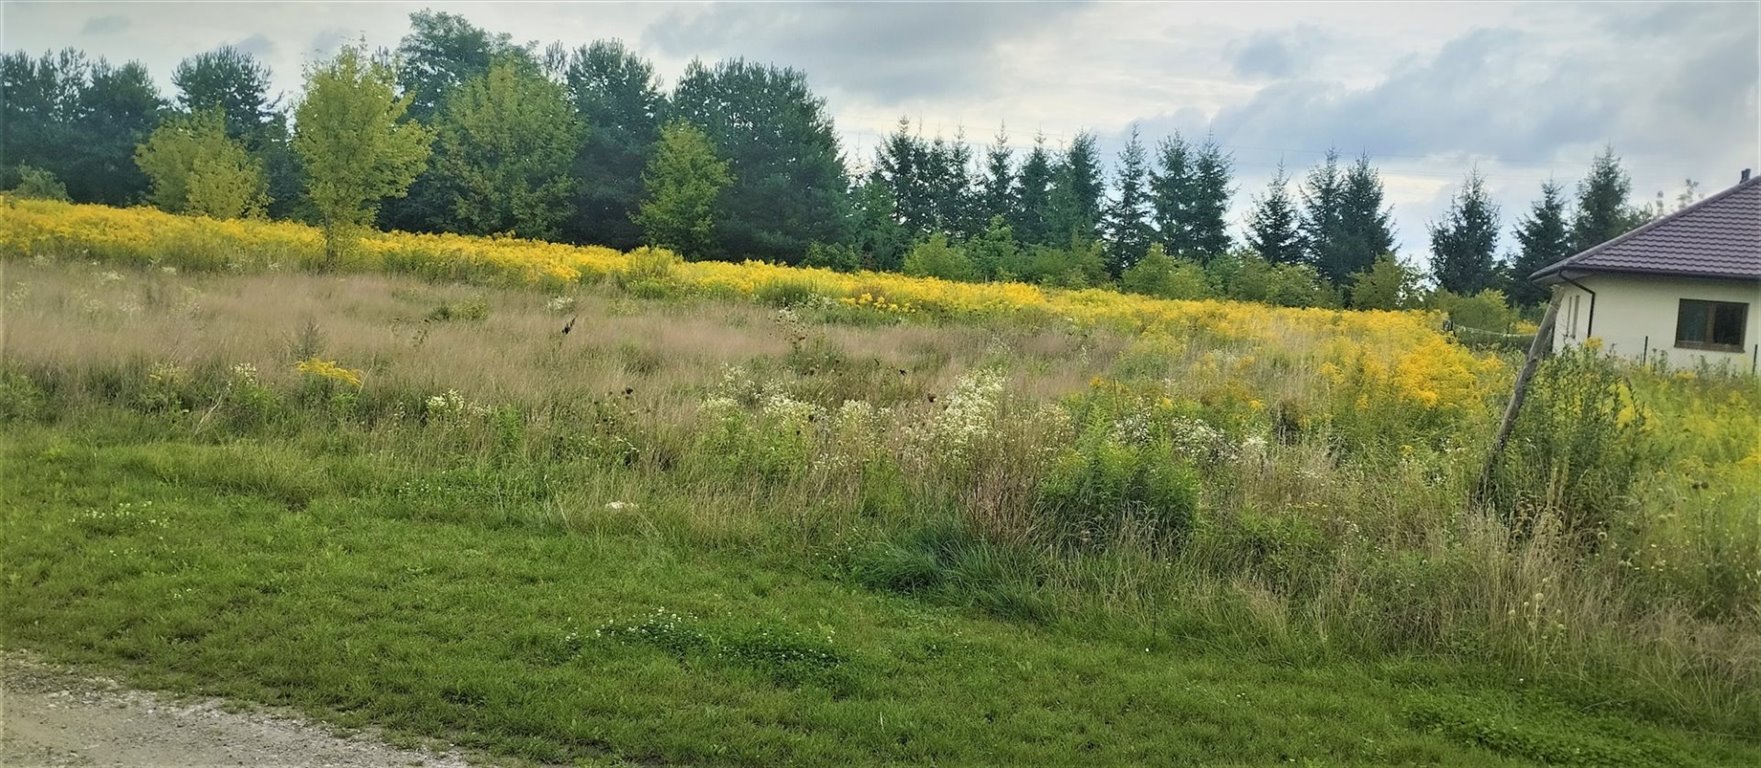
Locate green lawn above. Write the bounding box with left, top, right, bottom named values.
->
left=4, top=417, right=1752, bottom=767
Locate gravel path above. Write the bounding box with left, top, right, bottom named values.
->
left=1, top=654, right=472, bottom=768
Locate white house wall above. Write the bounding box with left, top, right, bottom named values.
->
left=1550, top=274, right=1761, bottom=372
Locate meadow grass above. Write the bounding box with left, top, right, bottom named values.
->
left=2, top=256, right=1758, bottom=766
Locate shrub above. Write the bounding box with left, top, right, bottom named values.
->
left=1490, top=345, right=1651, bottom=537
left=1036, top=421, right=1200, bottom=550
left=8, top=166, right=69, bottom=201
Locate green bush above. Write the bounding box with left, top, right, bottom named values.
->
left=1036, top=424, right=1200, bottom=550
left=1491, top=345, right=1652, bottom=538
left=8, top=166, right=70, bottom=201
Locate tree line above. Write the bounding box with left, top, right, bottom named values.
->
left=3, top=10, right=1688, bottom=317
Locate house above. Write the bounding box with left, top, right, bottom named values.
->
left=1531, top=171, right=1761, bottom=371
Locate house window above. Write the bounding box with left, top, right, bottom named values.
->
left=1675, top=299, right=1748, bottom=352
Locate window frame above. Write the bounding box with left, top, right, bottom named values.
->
left=1674, top=298, right=1749, bottom=353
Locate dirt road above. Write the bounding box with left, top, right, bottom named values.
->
left=1, top=654, right=471, bottom=768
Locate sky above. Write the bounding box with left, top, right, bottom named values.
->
left=6, top=1, right=1759, bottom=267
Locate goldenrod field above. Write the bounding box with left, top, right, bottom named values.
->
left=3, top=198, right=1759, bottom=766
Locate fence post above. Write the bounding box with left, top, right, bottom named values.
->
left=1473, top=291, right=1564, bottom=507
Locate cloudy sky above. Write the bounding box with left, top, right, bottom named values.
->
left=8, top=1, right=1758, bottom=265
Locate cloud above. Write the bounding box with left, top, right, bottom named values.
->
left=80, top=15, right=129, bottom=35
left=234, top=33, right=276, bottom=60
left=641, top=2, right=1090, bottom=103
left=1226, top=26, right=1332, bottom=80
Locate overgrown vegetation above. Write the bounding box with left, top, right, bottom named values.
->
left=2, top=257, right=1757, bottom=766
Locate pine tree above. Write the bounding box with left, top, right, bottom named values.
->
left=1507, top=181, right=1573, bottom=307
left=1428, top=170, right=1501, bottom=295
left=1572, top=146, right=1636, bottom=252
left=1188, top=136, right=1234, bottom=262
left=1101, top=126, right=1152, bottom=276
left=561, top=40, right=664, bottom=250
left=1149, top=134, right=1195, bottom=259
left=1011, top=135, right=1055, bottom=246
left=670, top=57, right=849, bottom=264
left=172, top=46, right=297, bottom=219
left=1245, top=165, right=1303, bottom=266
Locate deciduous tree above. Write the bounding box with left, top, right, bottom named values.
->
left=635, top=121, right=731, bottom=260
left=292, top=45, right=433, bottom=265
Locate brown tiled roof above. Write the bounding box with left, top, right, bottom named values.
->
left=1531, top=175, right=1761, bottom=283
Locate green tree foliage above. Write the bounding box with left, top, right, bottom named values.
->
left=847, top=176, right=910, bottom=272
left=1348, top=253, right=1420, bottom=310
left=1149, top=134, right=1194, bottom=258
left=135, top=109, right=269, bottom=219
left=1427, top=289, right=1521, bottom=335
left=902, top=232, right=977, bottom=282
left=1299, top=150, right=1345, bottom=274
left=1018, top=234, right=1108, bottom=288
left=977, top=126, right=1014, bottom=227
left=874, top=119, right=934, bottom=236
left=6, top=166, right=68, bottom=201
left=1306, top=151, right=1395, bottom=287
left=670, top=58, right=849, bottom=263
left=1428, top=170, right=1502, bottom=295
left=1187, top=137, right=1234, bottom=262
left=1121, top=243, right=1209, bottom=299
left=1507, top=181, right=1573, bottom=307
left=1047, top=132, right=1104, bottom=242
left=635, top=121, right=732, bottom=261
left=1011, top=136, right=1056, bottom=246
left=967, top=216, right=1021, bottom=281
left=872, top=120, right=979, bottom=240
left=1, top=50, right=166, bottom=205
left=381, top=11, right=526, bottom=233
left=78, top=60, right=168, bottom=205
left=292, top=45, right=434, bottom=265
left=561, top=40, right=665, bottom=250
left=1245, top=165, right=1304, bottom=266
left=433, top=59, right=582, bottom=239
left=1207, top=249, right=1337, bottom=308
left=1571, top=146, right=1638, bottom=252
left=395, top=10, right=523, bottom=124
left=172, top=46, right=299, bottom=218
left=172, top=46, right=278, bottom=136
left=1, top=49, right=87, bottom=192
left=1102, top=126, right=1153, bottom=276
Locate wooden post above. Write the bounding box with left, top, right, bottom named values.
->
left=1473, top=291, right=1563, bottom=507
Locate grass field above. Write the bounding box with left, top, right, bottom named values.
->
left=2, top=206, right=1758, bottom=766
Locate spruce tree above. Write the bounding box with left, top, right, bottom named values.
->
left=1188, top=136, right=1234, bottom=262
left=1149, top=134, right=1194, bottom=258
left=1101, top=126, right=1153, bottom=276
left=1571, top=146, right=1635, bottom=252
left=1048, top=131, right=1104, bottom=241
left=978, top=125, right=1014, bottom=227
left=1299, top=150, right=1345, bottom=274
left=874, top=117, right=931, bottom=234
left=1508, top=180, right=1573, bottom=307
left=1245, top=165, right=1303, bottom=266
left=1012, top=135, right=1055, bottom=246
left=1428, top=170, right=1501, bottom=295
left=1317, top=154, right=1395, bottom=286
